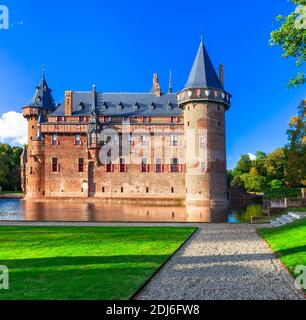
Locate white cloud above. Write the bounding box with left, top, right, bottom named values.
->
left=248, top=153, right=257, bottom=161
left=0, top=112, right=27, bottom=146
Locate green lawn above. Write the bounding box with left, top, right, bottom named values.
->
left=0, top=226, right=196, bottom=300
left=258, top=219, right=306, bottom=288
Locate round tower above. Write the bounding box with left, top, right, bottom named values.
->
left=22, top=67, right=56, bottom=198
left=178, top=40, right=231, bottom=218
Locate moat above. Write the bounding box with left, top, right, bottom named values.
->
left=0, top=199, right=263, bottom=223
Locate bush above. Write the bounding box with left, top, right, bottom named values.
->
left=264, top=188, right=301, bottom=200
left=270, top=179, right=284, bottom=189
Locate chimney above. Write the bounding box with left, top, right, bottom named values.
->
left=219, top=64, right=224, bottom=87
left=65, top=91, right=73, bottom=116
left=153, top=73, right=161, bottom=97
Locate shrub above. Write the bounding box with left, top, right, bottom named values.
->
left=264, top=187, right=301, bottom=200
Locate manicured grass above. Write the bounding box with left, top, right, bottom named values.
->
left=258, top=219, right=306, bottom=289
left=0, top=226, right=196, bottom=300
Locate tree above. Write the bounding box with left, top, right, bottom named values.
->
left=233, top=154, right=252, bottom=176
left=231, top=175, right=245, bottom=190
left=270, top=0, right=306, bottom=87
left=241, top=173, right=267, bottom=193
left=0, top=144, right=23, bottom=191
left=264, top=148, right=286, bottom=182
left=285, top=100, right=306, bottom=186
left=270, top=179, right=284, bottom=189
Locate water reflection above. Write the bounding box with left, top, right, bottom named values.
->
left=0, top=199, right=263, bottom=223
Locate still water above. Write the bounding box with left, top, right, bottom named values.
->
left=0, top=199, right=263, bottom=223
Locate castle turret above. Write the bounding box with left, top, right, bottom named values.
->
left=178, top=40, right=231, bottom=216
left=22, top=68, right=55, bottom=198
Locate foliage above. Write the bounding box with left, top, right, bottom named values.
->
left=270, top=179, right=284, bottom=189
left=258, top=219, right=306, bottom=292
left=285, top=101, right=306, bottom=187
left=270, top=0, right=306, bottom=87
left=0, top=144, right=23, bottom=191
left=0, top=226, right=196, bottom=300
left=229, top=102, right=305, bottom=198
left=264, top=187, right=301, bottom=200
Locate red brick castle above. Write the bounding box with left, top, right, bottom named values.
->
left=21, top=40, right=232, bottom=217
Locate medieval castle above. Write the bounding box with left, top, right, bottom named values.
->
left=21, top=40, right=232, bottom=218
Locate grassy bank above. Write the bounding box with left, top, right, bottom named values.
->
left=258, top=219, right=306, bottom=291
left=0, top=226, right=196, bottom=300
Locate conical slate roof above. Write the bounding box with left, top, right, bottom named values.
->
left=185, top=40, right=223, bottom=90
left=30, top=70, right=56, bottom=110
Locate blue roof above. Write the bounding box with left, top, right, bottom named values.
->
left=51, top=92, right=182, bottom=117
left=185, top=41, right=223, bottom=90
left=27, top=74, right=56, bottom=110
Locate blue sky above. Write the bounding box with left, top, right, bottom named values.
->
left=0, top=0, right=305, bottom=168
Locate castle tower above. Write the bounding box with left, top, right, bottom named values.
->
left=177, top=40, right=231, bottom=216
left=22, top=68, right=56, bottom=197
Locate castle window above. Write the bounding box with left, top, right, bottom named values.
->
left=146, top=187, right=149, bottom=193
left=200, top=136, right=206, bottom=148
left=105, top=163, right=114, bottom=173
left=217, top=121, right=221, bottom=128
left=140, top=135, right=148, bottom=146
left=142, top=117, right=151, bottom=123
left=79, top=117, right=87, bottom=123
left=171, top=187, right=174, bottom=194
left=170, top=135, right=179, bottom=147
left=187, top=121, right=190, bottom=127
left=78, top=158, right=85, bottom=172
left=155, top=158, right=163, bottom=173
left=30, top=167, right=34, bottom=175
left=51, top=157, right=60, bottom=173
left=119, top=158, right=127, bottom=173
left=51, top=134, right=58, bottom=145
left=90, top=132, right=96, bottom=145
left=169, top=158, right=182, bottom=173
left=201, top=162, right=207, bottom=173
left=102, top=187, right=105, bottom=193
left=121, top=187, right=124, bottom=193
left=170, top=117, right=178, bottom=124
left=141, top=158, right=149, bottom=173
left=75, top=134, right=81, bottom=145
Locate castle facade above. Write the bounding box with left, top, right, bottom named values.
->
left=21, top=40, right=232, bottom=218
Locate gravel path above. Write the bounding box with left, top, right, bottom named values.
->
left=0, top=221, right=304, bottom=300
left=136, top=224, right=305, bottom=300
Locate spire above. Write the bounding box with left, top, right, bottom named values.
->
left=30, top=67, right=56, bottom=110
left=184, top=40, right=224, bottom=90
left=168, top=69, right=173, bottom=93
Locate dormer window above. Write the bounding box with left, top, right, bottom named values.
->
left=167, top=102, right=173, bottom=110
left=79, top=102, right=85, bottom=110
left=102, top=102, right=108, bottom=110
left=79, top=116, right=87, bottom=123
left=134, top=103, right=140, bottom=111
left=57, top=116, right=65, bottom=122
left=150, top=103, right=155, bottom=110
left=118, top=102, right=124, bottom=110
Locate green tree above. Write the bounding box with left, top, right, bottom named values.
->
left=241, top=173, right=267, bottom=193
left=231, top=175, right=245, bottom=190
left=285, top=101, right=306, bottom=186
left=270, top=179, right=284, bottom=189
left=233, top=154, right=252, bottom=176
left=264, top=148, right=286, bottom=182
left=270, top=0, right=306, bottom=87
left=0, top=144, right=23, bottom=191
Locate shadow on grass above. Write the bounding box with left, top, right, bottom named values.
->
left=276, top=245, right=306, bottom=258
left=0, top=255, right=170, bottom=300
